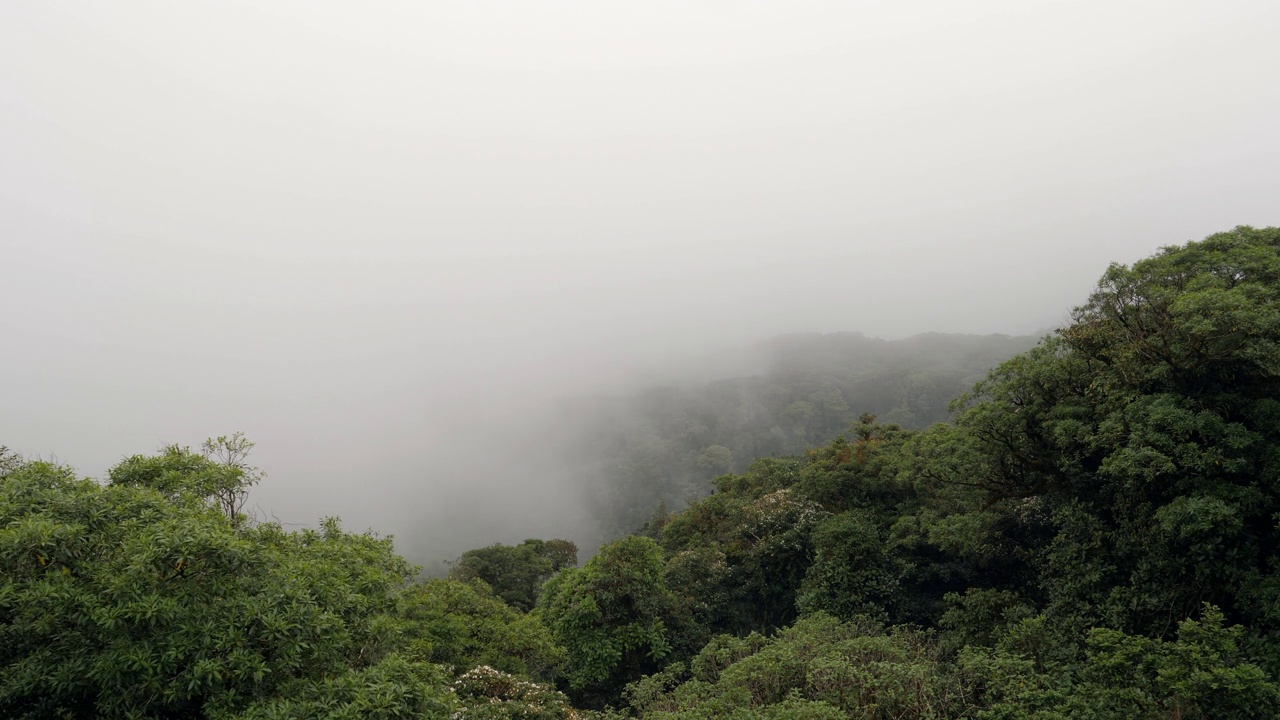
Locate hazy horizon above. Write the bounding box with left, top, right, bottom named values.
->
left=4, top=2, right=1279, bottom=564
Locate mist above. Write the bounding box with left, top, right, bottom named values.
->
left=3, top=1, right=1279, bottom=566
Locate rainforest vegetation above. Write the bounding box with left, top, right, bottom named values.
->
left=559, top=330, right=1040, bottom=540
left=4, top=226, right=1280, bottom=718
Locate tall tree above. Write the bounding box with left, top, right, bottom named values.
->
left=0, top=452, right=450, bottom=719
left=536, top=536, right=678, bottom=706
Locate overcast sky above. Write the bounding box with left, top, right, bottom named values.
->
left=3, top=1, right=1278, bottom=561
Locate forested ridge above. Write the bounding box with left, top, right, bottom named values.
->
left=4, top=226, right=1280, bottom=718
left=559, top=330, right=1040, bottom=540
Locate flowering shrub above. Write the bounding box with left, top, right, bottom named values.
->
left=452, top=666, right=582, bottom=720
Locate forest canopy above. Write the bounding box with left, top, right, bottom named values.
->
left=3, top=226, right=1279, bottom=718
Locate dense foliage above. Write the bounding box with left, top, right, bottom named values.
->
left=624, top=613, right=966, bottom=719
left=450, top=539, right=578, bottom=612
left=581, top=226, right=1280, bottom=715
left=5, top=226, right=1280, bottom=718
left=0, top=454, right=450, bottom=718
left=537, top=536, right=681, bottom=706
left=398, top=577, right=565, bottom=680
left=0, top=446, right=576, bottom=719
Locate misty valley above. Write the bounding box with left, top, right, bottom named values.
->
left=6, top=1, right=1280, bottom=715
left=5, top=227, right=1280, bottom=718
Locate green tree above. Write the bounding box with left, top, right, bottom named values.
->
left=229, top=656, right=453, bottom=720
left=660, top=458, right=826, bottom=637
left=626, top=613, right=965, bottom=719
left=450, top=539, right=578, bottom=612
left=201, top=432, right=264, bottom=522
left=694, top=445, right=733, bottom=479
left=397, top=577, right=565, bottom=681
left=107, top=431, right=262, bottom=524
left=946, top=226, right=1280, bottom=654
left=0, top=453, right=449, bottom=719
left=961, top=605, right=1280, bottom=719
left=797, top=510, right=901, bottom=621
left=536, top=536, right=678, bottom=705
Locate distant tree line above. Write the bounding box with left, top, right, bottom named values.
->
left=557, top=329, right=1040, bottom=539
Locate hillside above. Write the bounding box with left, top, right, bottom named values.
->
left=4, top=226, right=1280, bottom=719
left=558, top=330, right=1041, bottom=539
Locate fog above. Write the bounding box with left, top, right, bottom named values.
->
left=3, top=2, right=1279, bottom=565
